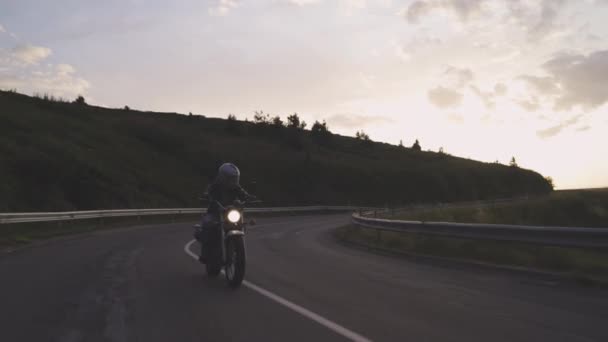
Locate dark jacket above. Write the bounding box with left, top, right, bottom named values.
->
left=206, top=179, right=250, bottom=216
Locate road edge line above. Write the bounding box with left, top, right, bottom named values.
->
left=183, top=239, right=372, bottom=342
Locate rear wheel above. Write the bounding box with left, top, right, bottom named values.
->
left=225, top=236, right=246, bottom=288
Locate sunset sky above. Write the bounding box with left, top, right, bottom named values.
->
left=1, top=0, right=607, bottom=189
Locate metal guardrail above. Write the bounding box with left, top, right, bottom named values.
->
left=0, top=206, right=367, bottom=225
left=351, top=212, right=608, bottom=248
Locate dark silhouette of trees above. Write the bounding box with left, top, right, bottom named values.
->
left=545, top=176, right=554, bottom=190
left=272, top=116, right=284, bottom=127
left=412, top=139, right=421, bottom=151
left=225, top=114, right=240, bottom=134
left=74, top=95, right=86, bottom=105
left=311, top=120, right=332, bottom=145
left=253, top=110, right=270, bottom=125
left=510, top=157, right=518, bottom=167
left=355, top=130, right=372, bottom=146
left=398, top=140, right=404, bottom=148
left=287, top=113, right=307, bottom=129
left=355, top=130, right=370, bottom=140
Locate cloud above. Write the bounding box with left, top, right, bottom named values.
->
left=285, top=0, right=322, bottom=6
left=447, top=112, right=464, bottom=124
left=427, top=65, right=476, bottom=109
left=1, top=42, right=89, bottom=98
left=428, top=86, right=463, bottom=108
left=326, top=113, right=393, bottom=128
left=405, top=0, right=570, bottom=41
left=392, top=42, right=412, bottom=62
left=471, top=82, right=508, bottom=109
left=545, top=50, right=608, bottom=111
left=536, top=114, right=582, bottom=139
left=517, top=98, right=541, bottom=112
left=0, top=24, right=5, bottom=33
left=405, top=0, right=488, bottom=24
left=404, top=1, right=435, bottom=24
left=444, top=65, right=473, bottom=88
left=390, top=33, right=442, bottom=62
left=535, top=1, right=570, bottom=41
left=208, top=0, right=239, bottom=16
left=576, top=125, right=590, bottom=132
left=10, top=45, right=52, bottom=65
left=521, top=49, right=608, bottom=111
left=56, top=63, right=75, bottom=75
left=470, top=85, right=495, bottom=109
left=519, top=75, right=560, bottom=95
left=0, top=63, right=90, bottom=98
left=494, top=83, right=507, bottom=96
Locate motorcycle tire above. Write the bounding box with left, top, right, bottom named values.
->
left=225, top=236, right=246, bottom=288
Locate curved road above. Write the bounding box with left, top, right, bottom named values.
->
left=1, top=214, right=607, bottom=341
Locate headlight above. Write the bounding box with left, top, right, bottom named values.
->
left=227, top=210, right=241, bottom=223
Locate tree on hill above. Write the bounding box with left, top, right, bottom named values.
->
left=253, top=110, right=270, bottom=124
left=398, top=140, right=404, bottom=148
left=510, top=157, right=518, bottom=167
left=287, top=113, right=307, bottom=129
left=545, top=176, right=554, bottom=190
left=311, top=120, right=332, bottom=145
left=74, top=95, right=86, bottom=105
left=355, top=130, right=372, bottom=146
left=412, top=139, right=421, bottom=151
left=355, top=130, right=370, bottom=140
left=225, top=114, right=240, bottom=134
left=272, top=115, right=284, bottom=127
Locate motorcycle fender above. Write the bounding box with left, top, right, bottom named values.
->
left=226, top=230, right=245, bottom=237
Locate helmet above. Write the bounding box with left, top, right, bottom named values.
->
left=218, top=163, right=240, bottom=188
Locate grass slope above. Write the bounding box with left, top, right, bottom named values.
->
left=390, top=189, right=608, bottom=228
left=0, top=90, right=552, bottom=211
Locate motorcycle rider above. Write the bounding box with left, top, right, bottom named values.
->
left=196, top=163, right=254, bottom=263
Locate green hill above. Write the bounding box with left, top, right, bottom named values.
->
left=0, top=90, right=552, bottom=212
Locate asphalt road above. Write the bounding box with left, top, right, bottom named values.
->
left=1, top=214, right=607, bottom=342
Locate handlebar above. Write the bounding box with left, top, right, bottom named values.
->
left=199, top=196, right=262, bottom=208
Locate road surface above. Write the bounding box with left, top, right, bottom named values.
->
left=1, top=214, right=607, bottom=341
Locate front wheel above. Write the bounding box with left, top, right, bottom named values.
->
left=225, top=236, right=246, bottom=288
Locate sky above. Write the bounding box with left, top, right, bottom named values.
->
left=1, top=0, right=607, bottom=189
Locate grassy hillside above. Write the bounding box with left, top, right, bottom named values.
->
left=390, top=189, right=608, bottom=228
left=0, top=90, right=552, bottom=212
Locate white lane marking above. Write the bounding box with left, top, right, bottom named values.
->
left=184, top=239, right=372, bottom=342
left=184, top=239, right=199, bottom=259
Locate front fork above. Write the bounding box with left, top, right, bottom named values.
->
left=220, top=219, right=246, bottom=266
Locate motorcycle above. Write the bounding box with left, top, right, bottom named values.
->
left=194, top=197, right=258, bottom=288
